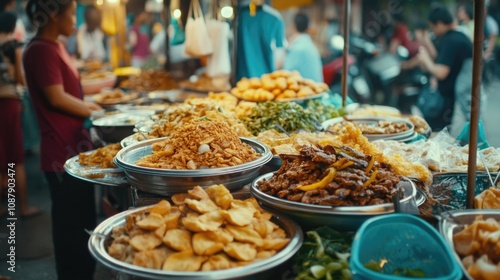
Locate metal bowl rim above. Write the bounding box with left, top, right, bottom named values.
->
left=114, top=137, right=273, bottom=177
left=92, top=113, right=149, bottom=127
left=89, top=205, right=303, bottom=279
left=250, top=172, right=417, bottom=215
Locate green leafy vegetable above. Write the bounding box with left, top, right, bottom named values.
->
left=294, top=226, right=354, bottom=280
left=240, top=101, right=344, bottom=135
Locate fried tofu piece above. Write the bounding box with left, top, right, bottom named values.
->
left=162, top=251, right=208, bottom=272
left=221, top=200, right=256, bottom=226
left=129, top=233, right=163, bottom=251
left=192, top=232, right=224, bottom=256
left=133, top=247, right=171, bottom=269
left=171, top=193, right=188, bottom=206
left=148, top=200, right=171, bottom=215
left=163, top=229, right=192, bottom=252
left=187, top=186, right=210, bottom=200
left=225, top=225, right=263, bottom=247
left=182, top=210, right=223, bottom=232
left=261, top=238, right=290, bottom=251
left=205, top=184, right=233, bottom=210
left=137, top=212, right=164, bottom=230
left=163, top=208, right=181, bottom=230
left=224, top=242, right=257, bottom=261
left=201, top=253, right=232, bottom=271
left=185, top=198, right=219, bottom=214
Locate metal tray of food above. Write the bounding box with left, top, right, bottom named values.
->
left=88, top=205, right=303, bottom=280
left=64, top=152, right=128, bottom=187
left=438, top=209, right=500, bottom=280
left=114, top=137, right=273, bottom=196
left=321, top=115, right=415, bottom=141
left=250, top=173, right=420, bottom=231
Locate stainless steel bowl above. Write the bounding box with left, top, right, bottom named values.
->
left=321, top=116, right=415, bottom=141
left=92, top=113, right=151, bottom=143
left=250, top=173, right=419, bottom=231
left=88, top=205, right=303, bottom=280
left=114, top=137, right=273, bottom=195
left=438, top=209, right=500, bottom=280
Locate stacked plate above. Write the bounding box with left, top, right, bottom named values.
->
left=114, top=137, right=273, bottom=196
left=321, top=116, right=417, bottom=142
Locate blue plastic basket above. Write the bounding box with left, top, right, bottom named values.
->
left=350, top=214, right=462, bottom=280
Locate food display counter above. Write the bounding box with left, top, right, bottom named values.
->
left=61, top=65, right=500, bottom=280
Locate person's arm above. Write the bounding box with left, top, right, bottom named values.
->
left=43, top=84, right=101, bottom=118
left=484, top=33, right=497, bottom=59
left=417, top=46, right=450, bottom=80
left=76, top=27, right=86, bottom=60
left=415, top=29, right=437, bottom=59
left=14, top=47, right=24, bottom=86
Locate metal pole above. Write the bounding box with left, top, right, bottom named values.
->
left=231, top=0, right=239, bottom=86
left=466, top=0, right=485, bottom=209
left=341, top=0, right=351, bottom=108
left=164, top=0, right=172, bottom=71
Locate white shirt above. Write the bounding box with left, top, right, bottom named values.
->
left=77, top=24, right=106, bottom=61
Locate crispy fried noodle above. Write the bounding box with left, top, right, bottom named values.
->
left=136, top=120, right=260, bottom=169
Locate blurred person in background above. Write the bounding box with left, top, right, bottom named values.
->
left=236, top=0, right=286, bottom=80
left=418, top=5, right=475, bottom=132
left=0, top=0, right=26, bottom=42
left=129, top=11, right=151, bottom=68
left=280, top=12, right=323, bottom=82
left=457, top=3, right=475, bottom=42
left=0, top=11, right=40, bottom=219
left=23, top=0, right=102, bottom=279
left=77, top=5, right=106, bottom=61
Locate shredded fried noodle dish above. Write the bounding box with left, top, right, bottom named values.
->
left=136, top=119, right=260, bottom=170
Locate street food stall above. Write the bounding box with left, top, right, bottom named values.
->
left=60, top=0, right=500, bottom=279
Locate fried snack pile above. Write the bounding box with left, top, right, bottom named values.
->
left=136, top=96, right=251, bottom=140
left=107, top=185, right=291, bottom=272
left=256, top=130, right=336, bottom=156
left=136, top=120, right=260, bottom=170
left=453, top=215, right=500, bottom=279
left=120, top=69, right=178, bottom=91
left=92, top=89, right=139, bottom=105
left=81, top=70, right=113, bottom=81
left=179, top=74, right=231, bottom=92
left=319, top=122, right=432, bottom=185
left=373, top=130, right=500, bottom=173
left=326, top=120, right=410, bottom=135
left=78, top=143, right=122, bottom=168
left=474, top=186, right=500, bottom=209
left=258, top=145, right=402, bottom=206
left=231, top=70, right=329, bottom=102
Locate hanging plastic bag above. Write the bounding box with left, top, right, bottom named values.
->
left=184, top=0, right=213, bottom=57
left=205, top=18, right=231, bottom=78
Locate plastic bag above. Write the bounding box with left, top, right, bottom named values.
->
left=184, top=0, right=213, bottom=57
left=205, top=19, right=231, bottom=78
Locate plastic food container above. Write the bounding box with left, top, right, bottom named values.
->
left=350, top=214, right=462, bottom=280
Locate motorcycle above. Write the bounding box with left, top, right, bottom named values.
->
left=322, top=34, right=377, bottom=104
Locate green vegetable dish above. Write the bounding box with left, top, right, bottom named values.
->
left=241, top=100, right=345, bottom=135
left=294, top=226, right=354, bottom=280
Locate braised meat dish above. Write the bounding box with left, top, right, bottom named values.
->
left=258, top=145, right=402, bottom=206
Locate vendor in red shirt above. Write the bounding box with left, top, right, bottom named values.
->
left=22, top=0, right=101, bottom=279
